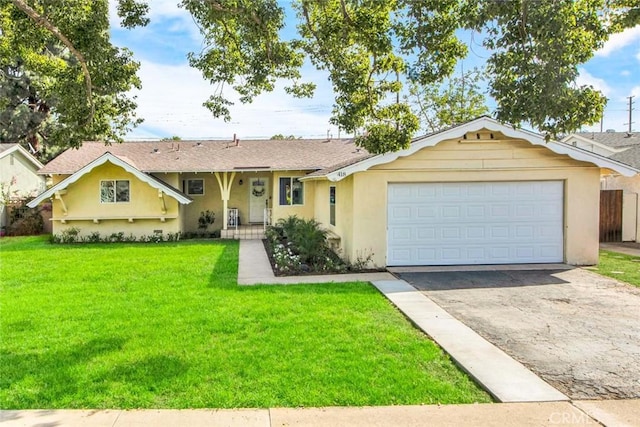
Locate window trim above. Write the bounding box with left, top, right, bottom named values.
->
left=186, top=178, right=205, bottom=196
left=100, top=179, right=130, bottom=204
left=279, top=176, right=304, bottom=206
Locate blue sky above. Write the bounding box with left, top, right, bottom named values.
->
left=108, top=1, right=640, bottom=140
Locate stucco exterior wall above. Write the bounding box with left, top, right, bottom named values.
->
left=50, top=163, right=181, bottom=237
left=332, top=137, right=601, bottom=267
left=271, top=170, right=316, bottom=222
left=179, top=172, right=274, bottom=232
left=601, top=173, right=640, bottom=194
left=0, top=152, right=46, bottom=229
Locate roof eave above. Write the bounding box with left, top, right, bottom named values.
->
left=325, top=117, right=640, bottom=181
left=27, top=153, right=192, bottom=208
left=0, top=144, right=44, bottom=170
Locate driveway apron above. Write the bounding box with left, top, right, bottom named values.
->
left=398, top=268, right=640, bottom=400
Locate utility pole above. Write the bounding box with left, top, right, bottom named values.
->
left=624, top=95, right=635, bottom=133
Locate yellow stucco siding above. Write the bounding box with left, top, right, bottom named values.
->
left=50, top=163, right=181, bottom=237
left=179, top=173, right=224, bottom=232
left=333, top=137, right=602, bottom=266
left=271, top=171, right=316, bottom=222
left=179, top=172, right=274, bottom=231
left=55, top=219, right=180, bottom=237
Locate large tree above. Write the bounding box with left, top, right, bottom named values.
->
left=182, top=0, right=629, bottom=152
left=0, top=0, right=145, bottom=160
left=3, top=0, right=636, bottom=156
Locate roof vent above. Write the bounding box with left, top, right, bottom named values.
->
left=625, top=132, right=634, bottom=138
left=196, top=142, right=203, bottom=147
left=153, top=148, right=159, bottom=153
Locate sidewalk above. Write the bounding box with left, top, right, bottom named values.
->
left=3, top=400, right=640, bottom=426
left=600, top=242, right=640, bottom=257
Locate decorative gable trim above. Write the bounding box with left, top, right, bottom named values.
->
left=27, top=152, right=192, bottom=208
left=323, top=117, right=639, bottom=181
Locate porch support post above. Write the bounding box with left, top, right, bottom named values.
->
left=214, top=171, right=236, bottom=230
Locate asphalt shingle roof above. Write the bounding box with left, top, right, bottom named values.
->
left=39, top=138, right=371, bottom=175
left=573, top=132, right=640, bottom=168
left=575, top=132, right=638, bottom=148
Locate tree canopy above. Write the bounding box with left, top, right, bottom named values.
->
left=180, top=0, right=637, bottom=151
left=2, top=0, right=637, bottom=156
left=408, top=67, right=489, bottom=133
left=0, top=0, right=143, bottom=160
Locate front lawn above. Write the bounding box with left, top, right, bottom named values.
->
left=592, top=250, right=640, bottom=287
left=0, top=236, right=490, bottom=409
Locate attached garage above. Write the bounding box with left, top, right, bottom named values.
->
left=387, top=181, right=564, bottom=266
left=309, top=117, right=639, bottom=267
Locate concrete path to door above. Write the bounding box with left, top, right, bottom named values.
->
left=397, top=267, right=640, bottom=400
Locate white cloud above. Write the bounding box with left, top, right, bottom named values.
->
left=596, top=26, right=640, bottom=57
left=621, top=70, right=630, bottom=76
left=128, top=60, right=340, bottom=140
left=632, top=86, right=640, bottom=98
left=576, top=68, right=612, bottom=96
left=109, top=0, right=201, bottom=42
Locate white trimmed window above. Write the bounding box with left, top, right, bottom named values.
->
left=186, top=179, right=204, bottom=196
left=100, top=180, right=130, bottom=203
left=279, top=177, right=304, bottom=206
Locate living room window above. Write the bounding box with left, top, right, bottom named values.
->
left=279, top=177, right=304, bottom=205
left=100, top=180, right=130, bottom=203
left=186, top=179, right=204, bottom=196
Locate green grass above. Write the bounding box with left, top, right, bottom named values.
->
left=0, top=236, right=490, bottom=409
left=591, top=250, right=640, bottom=287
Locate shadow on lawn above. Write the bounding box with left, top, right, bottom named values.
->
left=1, top=335, right=189, bottom=408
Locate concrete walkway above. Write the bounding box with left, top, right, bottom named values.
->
left=2, top=243, right=640, bottom=425
left=600, top=242, right=640, bottom=257
left=237, top=240, right=395, bottom=285
left=239, top=240, right=568, bottom=402
left=3, top=400, right=640, bottom=426
left=371, top=280, right=568, bottom=403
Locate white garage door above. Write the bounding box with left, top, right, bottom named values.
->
left=387, top=181, right=564, bottom=266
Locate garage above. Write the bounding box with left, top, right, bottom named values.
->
left=387, top=181, right=564, bottom=266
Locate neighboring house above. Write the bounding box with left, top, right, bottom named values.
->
left=29, top=117, right=638, bottom=266
left=0, top=144, right=46, bottom=231
left=562, top=132, right=640, bottom=242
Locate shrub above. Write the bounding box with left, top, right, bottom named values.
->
left=6, top=200, right=44, bottom=236
left=266, top=216, right=345, bottom=275
left=198, top=210, right=215, bottom=233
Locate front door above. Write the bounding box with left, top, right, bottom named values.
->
left=249, top=177, right=269, bottom=223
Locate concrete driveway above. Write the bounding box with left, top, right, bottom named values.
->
left=398, top=267, right=640, bottom=399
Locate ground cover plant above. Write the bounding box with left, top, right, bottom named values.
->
left=592, top=250, right=640, bottom=287
left=0, top=236, right=490, bottom=409
left=264, top=216, right=374, bottom=275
